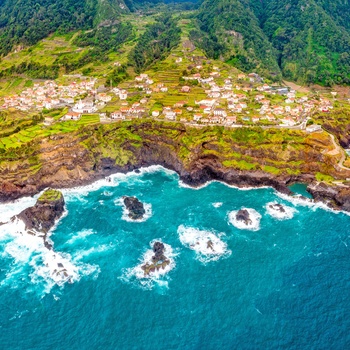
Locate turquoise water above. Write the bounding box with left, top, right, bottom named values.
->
left=288, top=183, right=313, bottom=199
left=1, top=166, right=350, bottom=349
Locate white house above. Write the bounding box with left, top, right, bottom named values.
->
left=63, top=111, right=82, bottom=120
left=119, top=90, right=128, bottom=100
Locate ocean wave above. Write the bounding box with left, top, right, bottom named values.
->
left=179, top=179, right=270, bottom=191
left=66, top=229, right=96, bottom=245
left=178, top=225, right=231, bottom=263
left=120, top=240, right=177, bottom=290
left=212, top=202, right=223, bottom=208
left=114, top=197, right=152, bottom=222
left=0, top=195, right=38, bottom=223
left=73, top=244, right=113, bottom=260
left=274, top=192, right=350, bottom=216
left=0, top=218, right=99, bottom=295
left=228, top=208, right=262, bottom=231
left=178, top=181, right=211, bottom=190
left=265, top=202, right=297, bottom=220
left=61, top=165, right=176, bottom=200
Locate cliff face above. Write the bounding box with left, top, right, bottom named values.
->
left=1, top=121, right=350, bottom=211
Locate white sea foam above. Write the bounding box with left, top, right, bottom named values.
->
left=274, top=191, right=350, bottom=215
left=61, top=165, right=176, bottom=199
left=73, top=244, right=113, bottom=260
left=178, top=181, right=211, bottom=190
left=0, top=218, right=99, bottom=294
left=178, top=225, right=230, bottom=263
left=212, top=202, right=223, bottom=208
left=0, top=195, right=38, bottom=224
left=228, top=208, right=262, bottom=231
left=115, top=197, right=152, bottom=222
left=66, top=229, right=95, bottom=245
left=121, top=240, right=177, bottom=290
left=179, top=178, right=270, bottom=191
left=265, top=202, right=297, bottom=220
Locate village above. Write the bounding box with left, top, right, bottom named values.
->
left=0, top=56, right=336, bottom=133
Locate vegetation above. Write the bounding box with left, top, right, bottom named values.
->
left=38, top=189, right=63, bottom=202
left=129, top=15, right=181, bottom=73
left=193, top=0, right=350, bottom=85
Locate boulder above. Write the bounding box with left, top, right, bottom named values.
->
left=14, top=188, right=65, bottom=250
left=236, top=209, right=252, bottom=225
left=141, top=241, right=170, bottom=276
left=269, top=203, right=285, bottom=213
left=123, top=196, right=145, bottom=220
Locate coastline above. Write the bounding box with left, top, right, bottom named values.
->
left=1, top=161, right=349, bottom=215
left=1, top=121, right=349, bottom=212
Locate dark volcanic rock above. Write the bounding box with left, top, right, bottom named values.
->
left=269, top=203, right=286, bottom=213
left=141, top=241, right=170, bottom=276
left=236, top=209, right=252, bottom=225
left=153, top=241, right=166, bottom=261
left=14, top=189, right=65, bottom=248
left=123, top=196, right=145, bottom=220
left=308, top=182, right=350, bottom=212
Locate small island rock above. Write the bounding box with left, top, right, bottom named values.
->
left=268, top=203, right=286, bottom=213
left=236, top=209, right=252, bottom=225
left=123, top=196, right=145, bottom=220
left=141, top=241, right=170, bottom=276
left=14, top=188, right=65, bottom=249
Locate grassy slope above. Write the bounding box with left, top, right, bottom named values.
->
left=0, top=9, right=348, bottom=185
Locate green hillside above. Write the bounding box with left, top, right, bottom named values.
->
left=0, top=0, right=350, bottom=86
left=194, top=0, right=350, bottom=85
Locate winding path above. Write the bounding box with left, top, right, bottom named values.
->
left=327, top=133, right=350, bottom=171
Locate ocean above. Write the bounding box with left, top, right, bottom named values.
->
left=1, top=166, right=350, bottom=349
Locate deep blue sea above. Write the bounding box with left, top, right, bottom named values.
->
left=1, top=166, right=350, bottom=350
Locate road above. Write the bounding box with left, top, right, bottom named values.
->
left=328, top=133, right=350, bottom=171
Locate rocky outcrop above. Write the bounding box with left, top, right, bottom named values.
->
left=307, top=182, right=350, bottom=212
left=236, top=209, right=252, bottom=225
left=268, top=203, right=286, bottom=213
left=123, top=196, right=145, bottom=220
left=14, top=189, right=65, bottom=249
left=141, top=241, right=170, bottom=276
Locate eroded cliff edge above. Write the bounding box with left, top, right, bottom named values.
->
left=1, top=120, right=350, bottom=211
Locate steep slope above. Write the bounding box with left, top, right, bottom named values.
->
left=192, top=0, right=281, bottom=80
left=0, top=0, right=129, bottom=56
left=262, top=0, right=350, bottom=85
left=194, top=0, right=350, bottom=85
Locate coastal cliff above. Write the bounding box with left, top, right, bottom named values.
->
left=1, top=120, right=350, bottom=212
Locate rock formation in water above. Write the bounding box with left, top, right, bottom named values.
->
left=141, top=241, right=170, bottom=276
left=14, top=188, right=65, bottom=249
left=307, top=182, right=350, bottom=212
left=268, top=203, right=286, bottom=213
left=123, top=196, right=146, bottom=220
left=236, top=209, right=252, bottom=225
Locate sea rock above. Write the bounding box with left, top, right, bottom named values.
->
left=123, top=196, right=145, bottom=220
left=236, top=209, right=252, bottom=225
left=141, top=241, right=170, bottom=276
left=268, top=203, right=286, bottom=213
left=308, top=182, right=350, bottom=212
left=14, top=188, right=65, bottom=249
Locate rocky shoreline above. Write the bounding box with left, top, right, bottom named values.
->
left=1, top=160, right=350, bottom=213
left=0, top=121, right=349, bottom=213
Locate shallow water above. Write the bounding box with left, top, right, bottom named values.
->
left=1, top=166, right=350, bottom=349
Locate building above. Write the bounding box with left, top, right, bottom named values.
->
left=63, top=111, right=82, bottom=120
